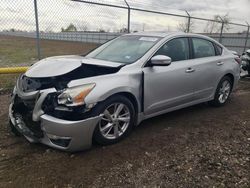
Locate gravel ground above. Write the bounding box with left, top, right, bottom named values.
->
left=0, top=80, right=250, bottom=188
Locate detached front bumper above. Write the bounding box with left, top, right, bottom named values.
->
left=9, top=79, right=102, bottom=152
left=40, top=114, right=101, bottom=151
left=9, top=103, right=101, bottom=152
left=9, top=102, right=102, bottom=152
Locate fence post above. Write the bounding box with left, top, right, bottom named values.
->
left=219, top=16, right=224, bottom=44
left=34, top=0, right=41, bottom=60
left=124, top=0, right=130, bottom=33
left=243, top=22, right=249, bottom=52
left=185, top=11, right=191, bottom=33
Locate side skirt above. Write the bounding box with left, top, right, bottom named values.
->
left=136, top=97, right=213, bottom=125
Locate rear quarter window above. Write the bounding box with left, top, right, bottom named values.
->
left=214, top=44, right=223, bottom=55
left=192, top=38, right=216, bottom=58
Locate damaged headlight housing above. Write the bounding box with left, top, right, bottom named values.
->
left=57, top=83, right=95, bottom=106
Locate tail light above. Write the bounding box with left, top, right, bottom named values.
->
left=234, top=57, right=241, bottom=65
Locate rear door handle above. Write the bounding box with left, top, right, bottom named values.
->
left=217, top=62, right=224, bottom=66
left=185, top=68, right=195, bottom=73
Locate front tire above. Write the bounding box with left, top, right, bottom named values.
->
left=209, top=76, right=233, bottom=107
left=93, top=95, right=136, bottom=145
left=9, top=120, right=21, bottom=136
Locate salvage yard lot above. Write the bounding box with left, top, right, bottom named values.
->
left=0, top=80, right=250, bottom=187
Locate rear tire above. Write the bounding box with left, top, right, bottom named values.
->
left=93, top=95, right=136, bottom=145
left=247, top=70, right=250, bottom=76
left=209, top=76, right=233, bottom=107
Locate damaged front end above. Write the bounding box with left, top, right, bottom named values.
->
left=9, top=62, right=121, bottom=151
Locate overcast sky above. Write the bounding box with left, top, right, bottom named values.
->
left=1, top=0, right=250, bottom=33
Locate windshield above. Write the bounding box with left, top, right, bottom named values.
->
left=87, top=35, right=161, bottom=64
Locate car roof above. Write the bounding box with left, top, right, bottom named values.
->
left=125, top=31, right=178, bottom=37
left=126, top=31, right=213, bottom=39
left=125, top=31, right=223, bottom=47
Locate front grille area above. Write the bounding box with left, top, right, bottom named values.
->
left=42, top=93, right=96, bottom=121
left=12, top=95, right=43, bottom=138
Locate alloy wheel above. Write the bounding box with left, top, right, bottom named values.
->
left=99, top=103, right=131, bottom=140
left=218, top=80, right=231, bottom=103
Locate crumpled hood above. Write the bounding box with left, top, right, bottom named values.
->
left=25, top=55, right=82, bottom=78
left=25, top=55, right=123, bottom=78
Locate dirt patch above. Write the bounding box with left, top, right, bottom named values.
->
left=0, top=80, right=250, bottom=187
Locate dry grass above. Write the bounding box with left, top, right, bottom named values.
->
left=0, top=35, right=99, bottom=90
left=0, top=35, right=98, bottom=66
left=0, top=74, right=21, bottom=92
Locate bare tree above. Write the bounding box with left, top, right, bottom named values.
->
left=61, top=23, right=77, bottom=32
left=119, top=27, right=128, bottom=33
left=178, top=19, right=194, bottom=32
left=204, top=14, right=231, bottom=34
left=99, top=29, right=106, bottom=33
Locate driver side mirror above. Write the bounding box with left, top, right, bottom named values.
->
left=150, top=55, right=172, bottom=66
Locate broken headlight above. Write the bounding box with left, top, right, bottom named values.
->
left=57, top=83, right=95, bottom=107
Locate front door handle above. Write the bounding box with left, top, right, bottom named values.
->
left=217, top=62, right=224, bottom=66
left=185, top=68, right=195, bottom=73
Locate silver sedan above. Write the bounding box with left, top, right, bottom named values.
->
left=9, top=32, right=241, bottom=151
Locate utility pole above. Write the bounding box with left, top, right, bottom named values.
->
left=34, top=0, right=41, bottom=59
left=124, top=0, right=130, bottom=33
left=218, top=16, right=224, bottom=44
left=185, top=11, right=191, bottom=33
left=243, top=22, right=249, bottom=52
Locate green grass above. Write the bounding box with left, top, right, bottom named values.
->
left=0, top=35, right=98, bottom=90
left=0, top=74, right=20, bottom=92
left=0, top=35, right=98, bottom=67
left=0, top=36, right=37, bottom=66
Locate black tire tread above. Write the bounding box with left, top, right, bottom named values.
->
left=9, top=120, right=21, bottom=136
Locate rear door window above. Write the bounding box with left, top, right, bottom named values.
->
left=192, top=38, right=216, bottom=58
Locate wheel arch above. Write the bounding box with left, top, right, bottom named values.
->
left=104, top=92, right=140, bottom=115
left=223, top=73, right=235, bottom=89
left=212, top=72, right=235, bottom=100
left=209, top=72, right=235, bottom=107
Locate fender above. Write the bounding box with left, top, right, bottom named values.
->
left=68, top=70, right=143, bottom=112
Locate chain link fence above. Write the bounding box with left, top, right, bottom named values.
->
left=0, top=0, right=250, bottom=91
